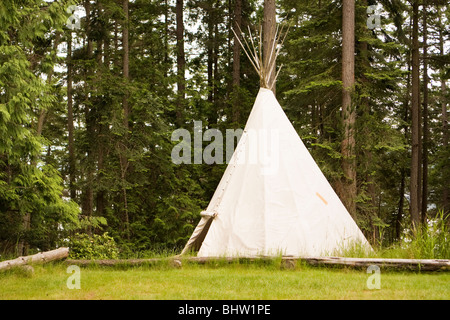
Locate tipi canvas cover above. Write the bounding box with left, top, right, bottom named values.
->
left=182, top=88, right=371, bottom=257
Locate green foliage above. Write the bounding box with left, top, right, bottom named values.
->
left=399, top=211, right=450, bottom=259
left=0, top=0, right=448, bottom=258
left=68, top=232, right=119, bottom=260
left=0, top=0, right=79, bottom=254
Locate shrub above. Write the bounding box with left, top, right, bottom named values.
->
left=68, top=232, right=119, bottom=260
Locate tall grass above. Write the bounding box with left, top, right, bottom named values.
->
left=335, top=211, right=449, bottom=259
left=330, top=240, right=378, bottom=258
left=384, top=211, right=449, bottom=259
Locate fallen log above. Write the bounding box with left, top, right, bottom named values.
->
left=0, top=247, right=69, bottom=271
left=65, top=258, right=167, bottom=267
left=184, top=255, right=450, bottom=271
left=65, top=255, right=450, bottom=271
left=298, top=256, right=450, bottom=271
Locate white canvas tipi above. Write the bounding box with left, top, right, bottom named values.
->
left=181, top=26, right=371, bottom=257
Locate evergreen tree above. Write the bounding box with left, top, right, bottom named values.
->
left=1, top=0, right=448, bottom=255
left=0, top=0, right=79, bottom=255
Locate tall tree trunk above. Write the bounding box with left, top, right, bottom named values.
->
left=358, top=2, right=377, bottom=236
left=207, top=3, right=214, bottom=106
left=123, top=0, right=129, bottom=131
left=339, top=0, right=357, bottom=217
left=67, top=31, right=76, bottom=200
left=442, top=80, right=449, bottom=215
left=82, top=0, right=94, bottom=235
left=439, top=11, right=449, bottom=216
left=397, top=55, right=411, bottom=241
left=164, top=0, right=169, bottom=77
left=122, top=0, right=130, bottom=239
left=213, top=21, right=219, bottom=115
left=421, top=1, right=428, bottom=224
left=96, top=4, right=106, bottom=218
left=176, top=0, right=185, bottom=126
left=410, top=0, right=421, bottom=229
left=263, top=0, right=276, bottom=95
left=232, top=0, right=242, bottom=124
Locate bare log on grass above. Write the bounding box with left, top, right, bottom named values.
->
left=64, top=258, right=167, bottom=267
left=0, top=247, right=69, bottom=271
left=185, top=256, right=450, bottom=271
left=64, top=255, right=450, bottom=271
left=299, top=256, right=450, bottom=271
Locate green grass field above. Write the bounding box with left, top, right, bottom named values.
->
left=0, top=261, right=448, bottom=300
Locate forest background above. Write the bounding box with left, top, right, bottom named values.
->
left=0, top=0, right=448, bottom=258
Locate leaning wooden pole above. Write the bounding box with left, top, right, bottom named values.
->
left=0, top=247, right=69, bottom=271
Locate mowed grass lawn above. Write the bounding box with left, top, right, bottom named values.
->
left=0, top=261, right=449, bottom=300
